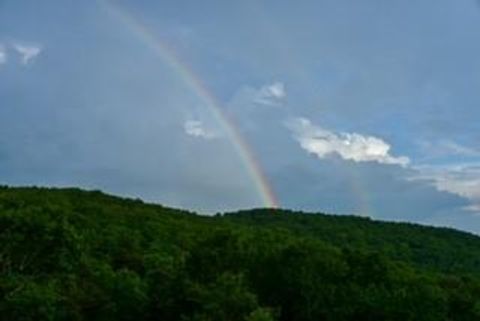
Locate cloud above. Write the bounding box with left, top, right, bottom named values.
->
left=0, top=45, right=6, bottom=65
left=419, top=140, right=480, bottom=159
left=254, top=81, right=286, bottom=106
left=12, top=43, right=42, bottom=65
left=413, top=164, right=480, bottom=214
left=412, top=139, right=480, bottom=213
left=287, top=117, right=410, bottom=166
left=184, top=120, right=217, bottom=139
left=270, top=154, right=470, bottom=223
left=439, top=141, right=480, bottom=157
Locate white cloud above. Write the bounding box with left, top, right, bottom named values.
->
left=412, top=139, right=480, bottom=213
left=13, top=43, right=42, bottom=65
left=254, top=81, right=286, bottom=106
left=287, top=117, right=410, bottom=166
left=413, top=164, right=480, bottom=213
left=0, top=45, right=6, bottom=65
left=184, top=120, right=217, bottom=140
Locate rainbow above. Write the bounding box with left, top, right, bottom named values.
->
left=100, top=0, right=278, bottom=208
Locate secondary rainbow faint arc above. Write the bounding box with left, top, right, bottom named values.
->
left=101, top=0, right=279, bottom=208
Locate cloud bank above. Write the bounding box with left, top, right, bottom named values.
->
left=288, top=118, right=410, bottom=166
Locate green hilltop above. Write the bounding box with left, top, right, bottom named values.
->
left=1, top=186, right=480, bottom=321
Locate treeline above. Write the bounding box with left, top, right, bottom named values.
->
left=1, top=186, right=480, bottom=320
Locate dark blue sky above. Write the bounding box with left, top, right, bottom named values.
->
left=1, top=0, right=480, bottom=233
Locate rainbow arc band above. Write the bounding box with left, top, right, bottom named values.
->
left=101, top=0, right=279, bottom=208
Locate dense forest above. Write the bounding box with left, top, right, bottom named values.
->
left=1, top=186, right=480, bottom=321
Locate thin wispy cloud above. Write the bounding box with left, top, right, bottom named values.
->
left=0, top=45, right=7, bottom=65
left=413, top=164, right=480, bottom=214
left=287, top=118, right=410, bottom=166
left=184, top=120, right=217, bottom=140
left=419, top=140, right=480, bottom=159
left=412, top=139, right=480, bottom=212
left=13, top=43, right=42, bottom=65
left=443, top=142, right=480, bottom=157
left=254, top=82, right=286, bottom=106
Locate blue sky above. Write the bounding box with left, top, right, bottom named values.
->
left=1, top=0, right=480, bottom=233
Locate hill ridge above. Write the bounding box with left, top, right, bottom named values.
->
left=1, top=186, right=480, bottom=320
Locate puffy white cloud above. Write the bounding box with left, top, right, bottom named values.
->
left=13, top=43, right=42, bottom=65
left=413, top=164, right=480, bottom=213
left=0, top=45, right=6, bottom=65
left=184, top=120, right=217, bottom=139
left=287, top=117, right=410, bottom=166
left=254, top=81, right=286, bottom=106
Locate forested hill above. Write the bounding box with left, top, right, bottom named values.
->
left=1, top=186, right=480, bottom=321
left=222, top=209, right=480, bottom=275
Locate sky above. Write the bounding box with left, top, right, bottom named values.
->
left=1, top=0, right=480, bottom=233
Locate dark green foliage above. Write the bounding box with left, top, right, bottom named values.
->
left=1, top=186, right=480, bottom=320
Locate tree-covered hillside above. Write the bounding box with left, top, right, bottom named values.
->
left=222, top=209, right=480, bottom=275
left=1, top=186, right=480, bottom=321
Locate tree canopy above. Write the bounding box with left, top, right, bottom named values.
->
left=1, top=186, right=480, bottom=320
